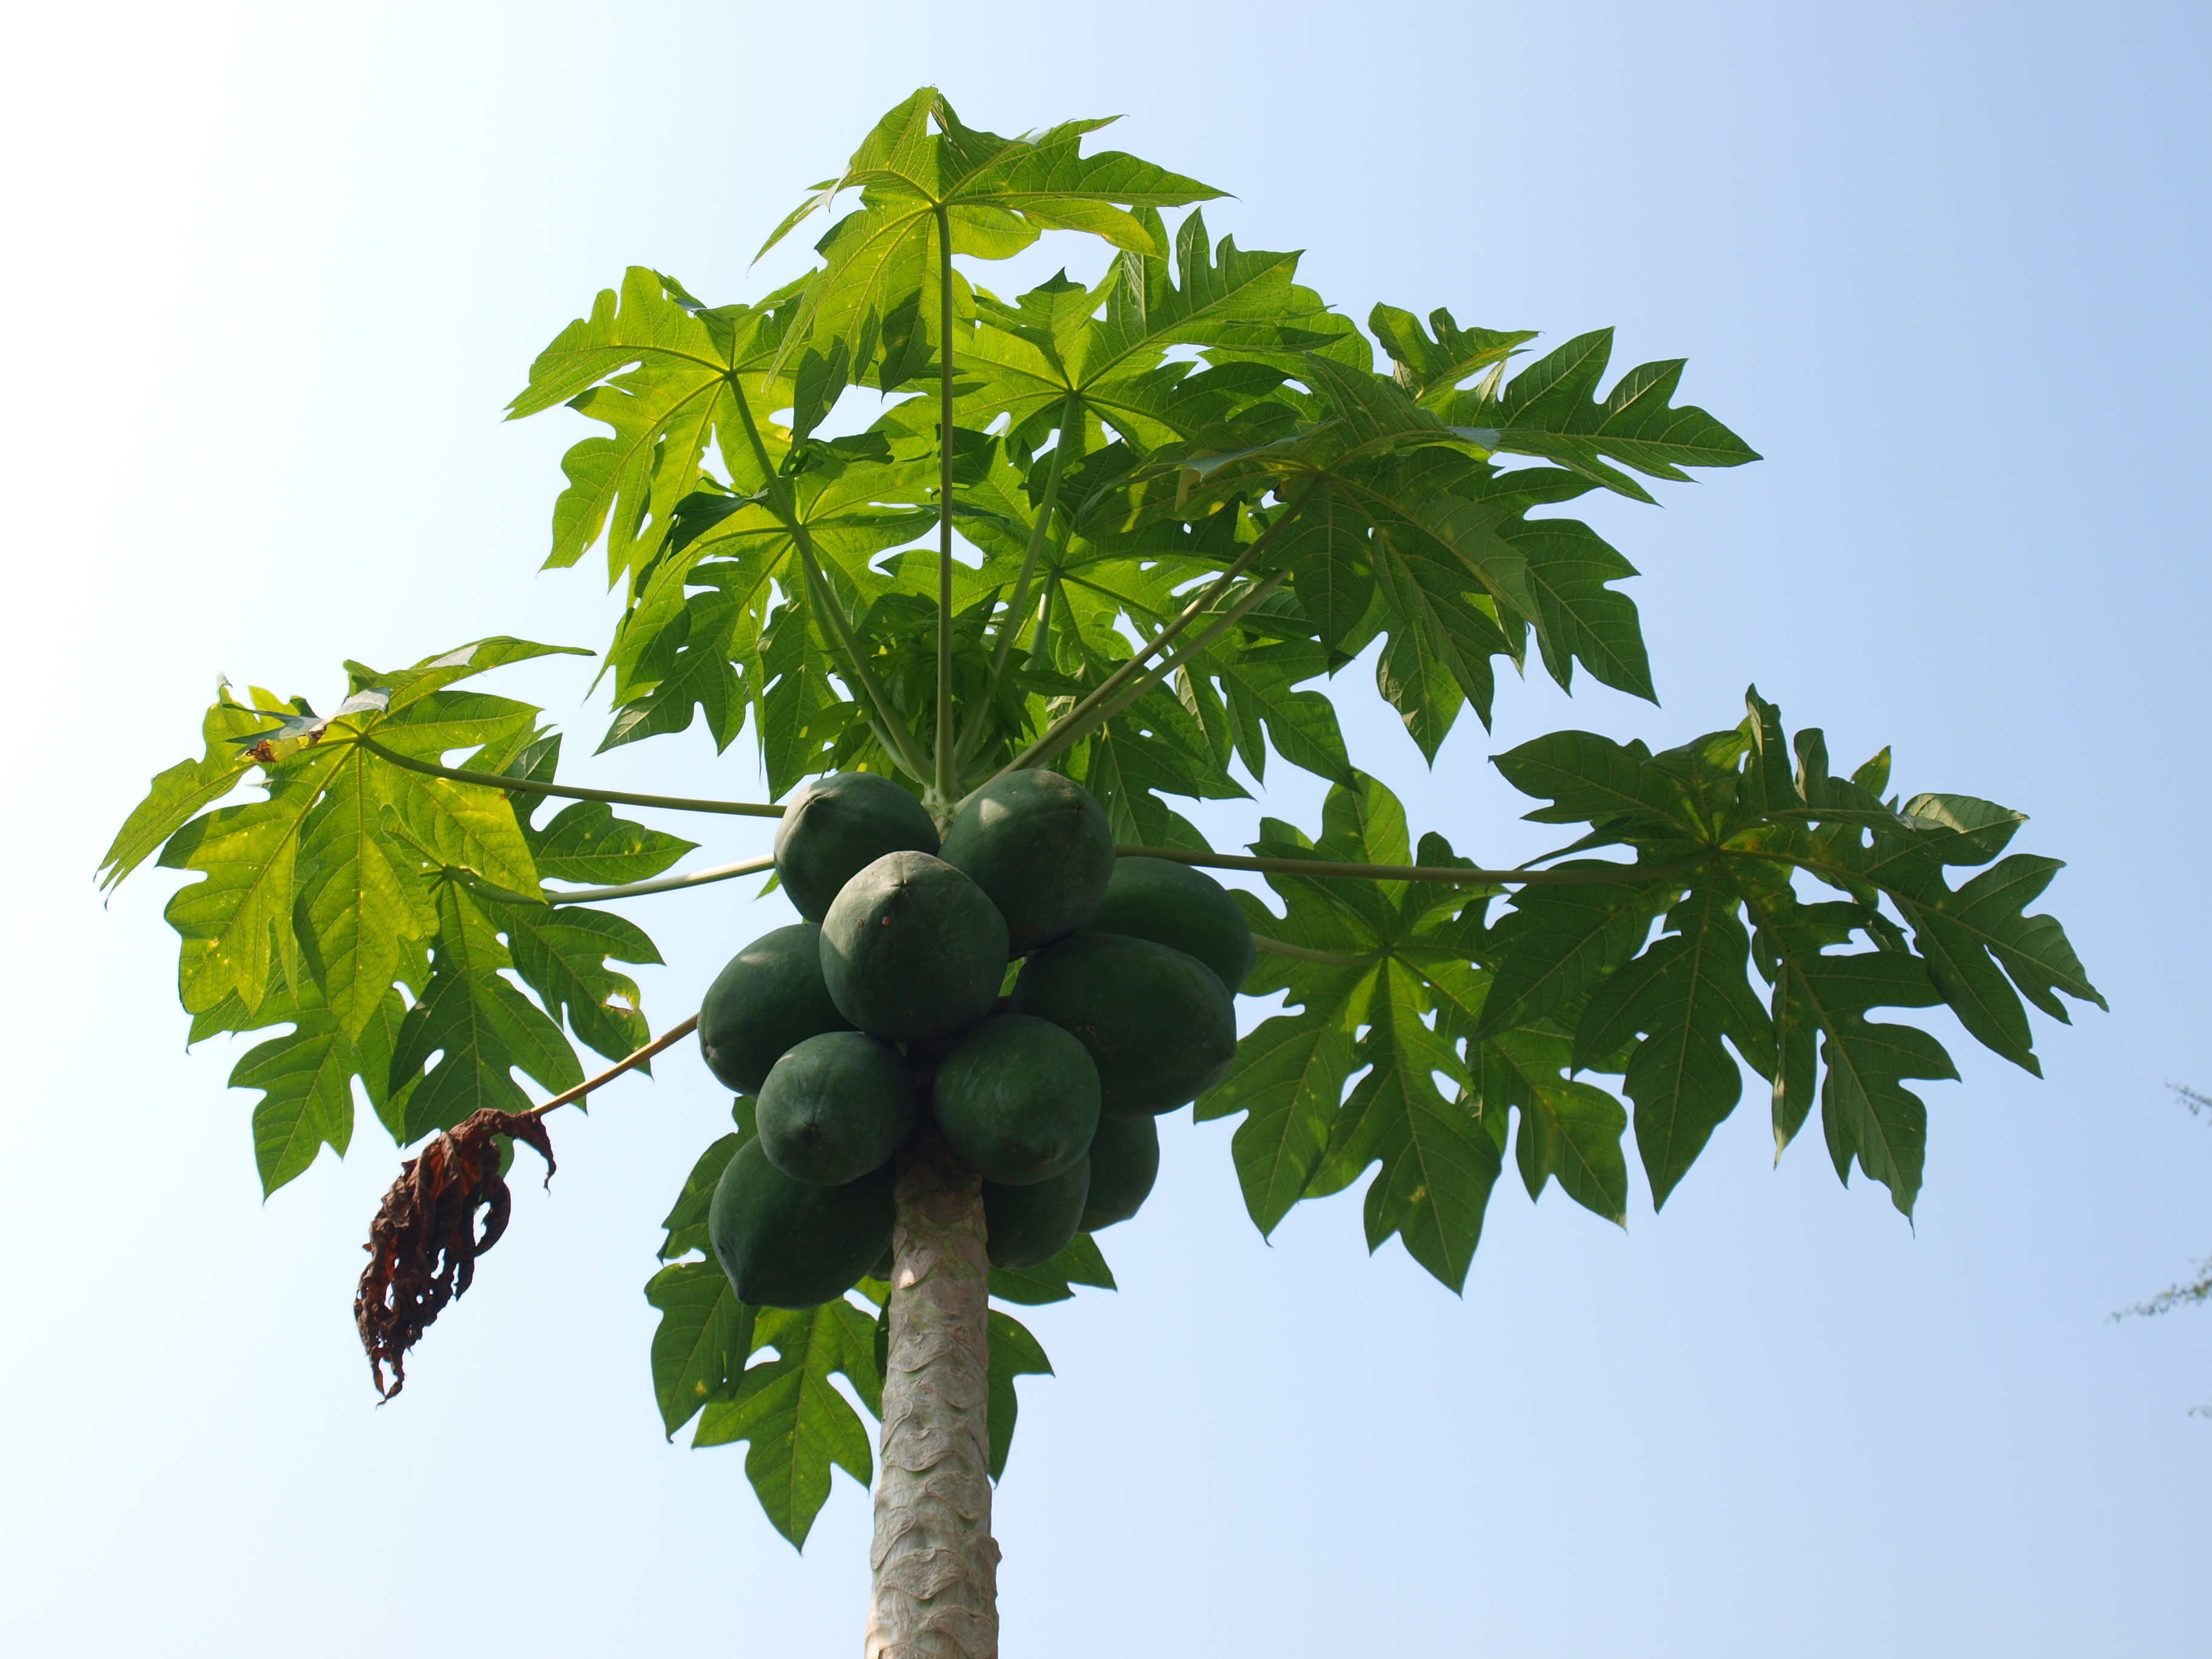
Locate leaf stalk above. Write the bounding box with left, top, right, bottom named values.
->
left=357, top=736, right=784, bottom=819
left=726, top=377, right=936, bottom=784
left=1017, top=569, right=1290, bottom=773
left=523, top=1013, right=700, bottom=1121
left=1116, top=844, right=1711, bottom=886
left=934, top=203, right=957, bottom=805
left=993, top=475, right=1322, bottom=782
left=954, top=388, right=1081, bottom=766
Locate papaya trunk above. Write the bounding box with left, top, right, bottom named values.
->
left=866, top=1138, right=999, bottom=1658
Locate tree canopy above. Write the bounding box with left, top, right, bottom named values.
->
left=103, top=88, right=2102, bottom=1549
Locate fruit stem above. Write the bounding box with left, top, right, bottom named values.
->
left=868, top=1134, right=999, bottom=1657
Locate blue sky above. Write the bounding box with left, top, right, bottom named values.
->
left=3, top=2, right=2206, bottom=1654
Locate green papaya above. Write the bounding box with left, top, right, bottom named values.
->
left=1079, top=1112, right=1160, bottom=1232
left=697, top=922, right=855, bottom=1095
left=709, top=1138, right=894, bottom=1310
left=1086, top=856, right=1256, bottom=993
left=868, top=1244, right=896, bottom=1282
left=938, top=770, right=1114, bottom=955
left=982, top=1157, right=1090, bottom=1270
left=819, top=851, right=1008, bottom=1041
left=774, top=771, right=940, bottom=923
left=933, top=1013, right=1099, bottom=1185
left=1011, top=932, right=1237, bottom=1116
left=756, top=1030, right=918, bottom=1186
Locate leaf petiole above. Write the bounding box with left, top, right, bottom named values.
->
left=991, top=476, right=1324, bottom=783
left=358, top=736, right=785, bottom=819
left=1016, top=569, right=1290, bottom=773
left=956, top=389, right=1081, bottom=766
left=522, top=1012, right=700, bottom=1121
left=725, top=375, right=937, bottom=786
left=1117, top=844, right=1711, bottom=886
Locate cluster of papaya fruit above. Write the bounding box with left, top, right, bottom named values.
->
left=697, top=769, right=1255, bottom=1310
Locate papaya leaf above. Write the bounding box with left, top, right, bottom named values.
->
left=234, top=1010, right=356, bottom=1197
left=1476, top=329, right=1761, bottom=501
left=987, top=1309, right=1053, bottom=1483
left=294, top=746, right=438, bottom=1040
left=987, top=1233, right=1116, bottom=1305
left=1332, top=962, right=1499, bottom=1290
left=693, top=1298, right=883, bottom=1549
left=387, top=885, right=581, bottom=1140
left=658, top=1132, right=745, bottom=1262
left=1370, top=305, right=1536, bottom=407
left=158, top=747, right=345, bottom=1016
left=1467, top=1024, right=1631, bottom=1225
left=1476, top=870, right=1672, bottom=1039
left=101, top=692, right=279, bottom=889
left=1574, top=881, right=1774, bottom=1210
left=1201, top=1002, right=1367, bottom=1236
left=765, top=87, right=1221, bottom=389
left=487, top=900, right=662, bottom=1064
left=645, top=1259, right=756, bottom=1441
left=1483, top=688, right=2099, bottom=1218
left=525, top=800, right=695, bottom=885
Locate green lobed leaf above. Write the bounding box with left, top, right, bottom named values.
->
left=233, top=1010, right=355, bottom=1196
left=645, top=1259, right=757, bottom=1441
left=692, top=1298, right=883, bottom=1549
left=489, top=900, right=663, bottom=1064
left=100, top=694, right=275, bottom=890
left=387, top=884, right=581, bottom=1139
left=525, top=800, right=695, bottom=885
left=987, top=1310, right=1052, bottom=1483
left=987, top=1233, right=1116, bottom=1305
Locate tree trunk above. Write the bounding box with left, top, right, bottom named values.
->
left=867, top=1136, right=998, bottom=1658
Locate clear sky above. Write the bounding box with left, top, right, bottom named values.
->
left=3, top=2, right=2207, bottom=1654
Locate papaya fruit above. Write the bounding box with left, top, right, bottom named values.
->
left=982, top=1156, right=1090, bottom=1270
left=868, top=1244, right=896, bottom=1282
left=755, top=1030, right=918, bottom=1186
left=709, top=1138, right=894, bottom=1310
left=932, top=1013, right=1099, bottom=1185
left=819, top=851, right=1008, bottom=1041
left=1011, top=931, right=1237, bottom=1116
left=938, top=770, right=1114, bottom=955
left=1079, top=1111, right=1160, bottom=1232
left=1085, top=856, right=1256, bottom=992
left=697, top=922, right=855, bottom=1095
left=774, top=771, right=940, bottom=923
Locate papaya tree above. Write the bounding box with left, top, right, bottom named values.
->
left=102, top=89, right=2103, bottom=1656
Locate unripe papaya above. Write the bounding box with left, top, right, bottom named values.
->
left=933, top=1013, right=1099, bottom=1185
left=774, top=771, right=940, bottom=923
left=1011, top=931, right=1237, bottom=1116
left=698, top=922, right=855, bottom=1096
left=982, top=1156, right=1090, bottom=1269
left=1086, top=856, right=1256, bottom=992
left=938, top=770, right=1114, bottom=955
left=819, top=851, right=1008, bottom=1041
left=756, top=1030, right=918, bottom=1186
left=709, top=1138, right=894, bottom=1310
left=1079, top=1111, right=1160, bottom=1232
